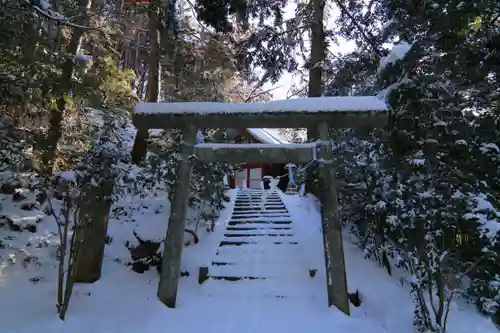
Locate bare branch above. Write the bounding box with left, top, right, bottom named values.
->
left=331, top=0, right=382, bottom=57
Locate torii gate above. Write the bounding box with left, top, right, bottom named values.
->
left=132, top=96, right=388, bottom=315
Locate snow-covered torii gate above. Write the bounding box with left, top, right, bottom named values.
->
left=132, top=96, right=388, bottom=315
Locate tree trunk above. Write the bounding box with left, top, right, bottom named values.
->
left=305, top=0, right=326, bottom=195
left=72, top=182, right=114, bottom=283
left=161, top=0, right=179, bottom=99
left=131, top=4, right=161, bottom=164
left=42, top=0, right=92, bottom=174
left=308, top=0, right=325, bottom=99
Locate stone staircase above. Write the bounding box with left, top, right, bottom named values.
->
left=199, top=189, right=317, bottom=301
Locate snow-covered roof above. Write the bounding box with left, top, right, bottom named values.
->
left=134, top=96, right=388, bottom=115
left=246, top=128, right=289, bottom=144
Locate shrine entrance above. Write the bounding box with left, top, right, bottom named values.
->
left=132, top=97, right=388, bottom=315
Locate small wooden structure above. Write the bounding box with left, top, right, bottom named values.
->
left=228, top=128, right=290, bottom=189
left=132, top=96, right=388, bottom=315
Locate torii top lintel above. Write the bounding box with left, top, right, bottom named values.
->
left=132, top=96, right=389, bottom=130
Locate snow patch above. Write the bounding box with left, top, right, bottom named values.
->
left=378, top=42, right=412, bottom=73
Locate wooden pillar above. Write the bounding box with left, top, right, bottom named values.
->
left=317, top=121, right=350, bottom=315
left=157, top=125, right=196, bottom=308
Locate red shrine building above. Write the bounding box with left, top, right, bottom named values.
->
left=226, top=128, right=290, bottom=190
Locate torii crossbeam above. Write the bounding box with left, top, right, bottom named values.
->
left=132, top=96, right=389, bottom=315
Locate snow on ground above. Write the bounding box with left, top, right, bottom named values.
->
left=0, top=189, right=497, bottom=333
left=284, top=193, right=497, bottom=333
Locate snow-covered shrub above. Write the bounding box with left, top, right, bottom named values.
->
left=29, top=108, right=130, bottom=320
left=111, top=127, right=231, bottom=274
left=125, top=230, right=162, bottom=274
left=332, top=84, right=500, bottom=331
left=143, top=128, right=231, bottom=219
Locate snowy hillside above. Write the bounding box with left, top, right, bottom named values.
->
left=0, top=188, right=496, bottom=333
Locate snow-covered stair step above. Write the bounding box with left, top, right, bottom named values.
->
left=229, top=214, right=292, bottom=220
left=227, top=222, right=292, bottom=228
left=217, top=239, right=299, bottom=248
left=233, top=201, right=284, bottom=205
left=229, top=215, right=291, bottom=220
left=236, top=194, right=279, bottom=198
left=231, top=210, right=289, bottom=215
left=234, top=198, right=281, bottom=201
left=219, top=240, right=298, bottom=247
left=261, top=206, right=287, bottom=210
left=228, top=221, right=291, bottom=227
left=230, top=213, right=290, bottom=217
left=239, top=200, right=282, bottom=203
left=237, top=189, right=271, bottom=192
left=229, top=216, right=290, bottom=220
left=211, top=258, right=306, bottom=267
left=228, top=216, right=292, bottom=225
left=209, top=260, right=305, bottom=271
left=235, top=198, right=282, bottom=201
left=200, top=278, right=318, bottom=300
left=234, top=197, right=266, bottom=200
left=235, top=198, right=278, bottom=200
left=230, top=214, right=290, bottom=218
left=233, top=205, right=285, bottom=209
left=227, top=222, right=292, bottom=227
left=216, top=246, right=301, bottom=257
left=229, top=216, right=291, bottom=222
left=213, top=253, right=304, bottom=265
left=200, top=290, right=319, bottom=302
left=216, top=246, right=302, bottom=258
left=216, top=242, right=301, bottom=252
left=223, top=234, right=298, bottom=240
left=233, top=204, right=277, bottom=207
left=218, top=241, right=299, bottom=248
left=225, top=226, right=292, bottom=231
left=235, top=198, right=283, bottom=204
left=235, top=196, right=280, bottom=199
left=233, top=205, right=286, bottom=211
left=223, top=229, right=294, bottom=235
left=232, top=207, right=266, bottom=211
left=223, top=230, right=294, bottom=236
left=207, top=264, right=308, bottom=279
left=213, top=256, right=305, bottom=266
left=233, top=204, right=286, bottom=209
left=220, top=239, right=299, bottom=247
left=262, top=203, right=286, bottom=206
left=222, top=234, right=296, bottom=241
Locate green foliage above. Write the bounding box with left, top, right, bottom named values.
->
left=80, top=56, right=136, bottom=109
left=325, top=0, right=500, bottom=330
